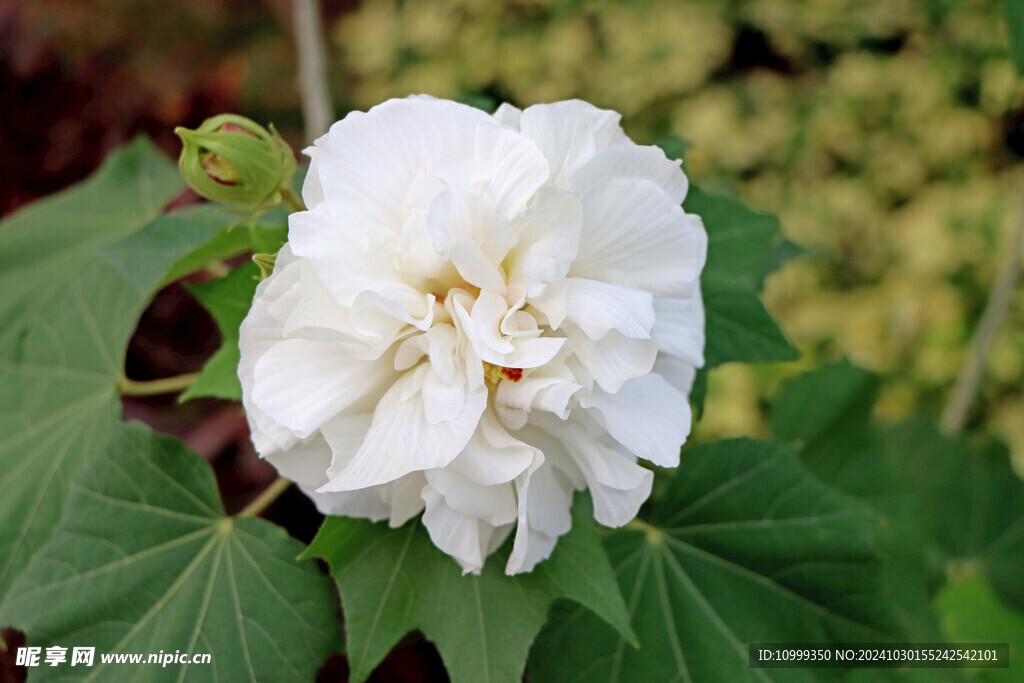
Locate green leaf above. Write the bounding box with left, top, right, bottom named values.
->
left=772, top=362, right=1024, bottom=614
left=688, top=185, right=793, bottom=298
left=100, top=205, right=285, bottom=291
left=0, top=140, right=185, bottom=599
left=0, top=422, right=341, bottom=681
left=684, top=186, right=799, bottom=412
left=936, top=575, right=1024, bottom=681
left=180, top=263, right=261, bottom=402
left=932, top=439, right=1024, bottom=612
left=653, top=136, right=689, bottom=163
left=0, top=138, right=182, bottom=337
left=0, top=139, right=278, bottom=601
left=702, top=290, right=798, bottom=367
left=304, top=493, right=634, bottom=683
left=529, top=439, right=896, bottom=683
left=771, top=361, right=882, bottom=492
left=1006, top=0, right=1024, bottom=74
left=457, top=92, right=497, bottom=112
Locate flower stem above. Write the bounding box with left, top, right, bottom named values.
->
left=119, top=373, right=200, bottom=397
left=237, top=477, right=292, bottom=518
left=941, top=180, right=1024, bottom=435
left=293, top=0, right=333, bottom=144
left=281, top=186, right=306, bottom=213
left=625, top=517, right=664, bottom=545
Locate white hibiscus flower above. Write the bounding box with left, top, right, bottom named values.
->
left=239, top=96, right=707, bottom=574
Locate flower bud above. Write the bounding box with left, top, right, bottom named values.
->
left=175, top=114, right=297, bottom=207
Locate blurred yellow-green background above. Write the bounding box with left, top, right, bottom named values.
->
left=4, top=0, right=1022, bottom=460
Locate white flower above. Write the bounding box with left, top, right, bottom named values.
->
left=239, top=96, right=707, bottom=574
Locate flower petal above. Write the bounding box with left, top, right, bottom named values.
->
left=450, top=407, right=538, bottom=485
left=422, top=367, right=467, bottom=424
left=532, top=277, right=655, bottom=340
left=492, top=102, right=522, bottom=129
left=239, top=249, right=305, bottom=454
left=474, top=123, right=550, bottom=220
left=495, top=363, right=581, bottom=426
left=571, top=143, right=688, bottom=205
left=653, top=286, right=706, bottom=367
left=567, top=325, right=657, bottom=393
left=507, top=452, right=574, bottom=575
left=507, top=186, right=581, bottom=292
left=253, top=339, right=397, bottom=438
left=318, top=369, right=487, bottom=492
left=572, top=178, right=707, bottom=297
left=424, top=467, right=518, bottom=527
left=581, top=373, right=691, bottom=468
left=548, top=421, right=653, bottom=527
left=422, top=487, right=510, bottom=574
left=312, top=97, right=493, bottom=231
left=520, top=100, right=628, bottom=186
left=451, top=239, right=507, bottom=292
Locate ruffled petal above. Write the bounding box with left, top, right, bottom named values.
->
left=311, top=97, right=493, bottom=231
left=653, top=285, right=706, bottom=367
left=252, top=339, right=397, bottom=438
left=422, top=487, right=509, bottom=574
left=239, top=249, right=305, bottom=454
left=571, top=143, right=688, bottom=206
left=474, top=123, right=550, bottom=220
left=519, top=101, right=629, bottom=186
left=581, top=373, right=691, bottom=468
left=424, top=467, right=518, bottom=527
left=531, top=277, right=655, bottom=340
left=319, top=368, right=487, bottom=492
left=572, top=178, right=707, bottom=297
left=506, top=454, right=574, bottom=575
left=548, top=421, right=653, bottom=527
left=507, top=186, right=582, bottom=293
left=449, top=407, right=538, bottom=485
left=566, top=325, right=657, bottom=393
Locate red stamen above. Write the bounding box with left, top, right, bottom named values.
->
left=500, top=367, right=523, bottom=382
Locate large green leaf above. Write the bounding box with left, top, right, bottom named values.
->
left=932, top=440, right=1024, bottom=612
left=770, top=363, right=947, bottom=634
left=684, top=186, right=799, bottom=410
left=0, top=140, right=183, bottom=598
left=180, top=262, right=262, bottom=402
left=304, top=493, right=635, bottom=683
left=529, top=439, right=896, bottom=683
left=0, top=140, right=264, bottom=600
left=689, top=185, right=799, bottom=368
left=771, top=361, right=884, bottom=496
left=100, top=206, right=288, bottom=292
left=772, top=362, right=1024, bottom=611
left=937, top=575, right=1024, bottom=682
left=0, top=422, right=340, bottom=681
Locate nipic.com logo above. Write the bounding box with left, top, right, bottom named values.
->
left=16, top=646, right=212, bottom=668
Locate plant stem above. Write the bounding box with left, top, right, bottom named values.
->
left=237, top=477, right=292, bottom=518
left=941, top=181, right=1024, bottom=435
left=281, top=186, right=307, bottom=213
left=119, top=373, right=200, bottom=397
left=293, top=0, right=333, bottom=144
left=205, top=260, right=232, bottom=279
left=625, top=517, right=664, bottom=545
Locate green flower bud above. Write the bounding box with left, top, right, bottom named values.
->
left=175, top=114, right=297, bottom=207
